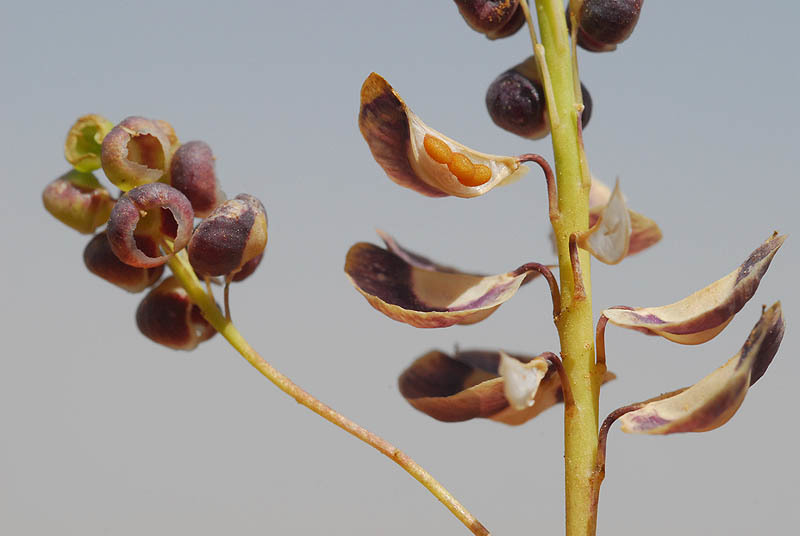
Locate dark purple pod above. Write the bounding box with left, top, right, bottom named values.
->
left=453, top=1, right=525, bottom=40
left=136, top=276, right=216, bottom=351
left=188, top=194, right=268, bottom=279
left=101, top=116, right=174, bottom=191
left=106, top=183, right=194, bottom=268
left=486, top=56, right=592, bottom=139
left=42, top=170, right=116, bottom=234
left=169, top=141, right=225, bottom=218
left=230, top=253, right=263, bottom=282
left=83, top=232, right=164, bottom=292
left=569, top=0, right=643, bottom=52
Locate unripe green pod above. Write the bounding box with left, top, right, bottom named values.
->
left=169, top=141, right=225, bottom=218
left=106, top=183, right=194, bottom=268
left=42, top=170, right=115, bottom=234
left=101, top=116, right=174, bottom=191
left=188, top=194, right=268, bottom=279
left=453, top=1, right=525, bottom=40
left=83, top=232, right=164, bottom=293
left=136, top=276, right=216, bottom=351
left=64, top=114, right=114, bottom=172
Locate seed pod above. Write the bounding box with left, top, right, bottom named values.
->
left=486, top=56, right=592, bottom=139
left=136, top=276, right=216, bottom=351
left=569, top=0, right=643, bottom=52
left=453, top=1, right=525, bottom=40
left=42, top=170, right=115, bottom=234
left=64, top=114, right=114, bottom=172
left=83, top=232, right=163, bottom=292
left=169, top=141, right=225, bottom=218
left=230, top=253, right=264, bottom=282
left=188, top=194, right=268, bottom=279
left=101, top=116, right=174, bottom=191
left=106, top=183, right=194, bottom=268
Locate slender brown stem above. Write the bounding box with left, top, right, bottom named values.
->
left=595, top=315, right=609, bottom=368
left=518, top=153, right=559, bottom=221
left=541, top=352, right=574, bottom=408
left=513, top=262, right=561, bottom=318
left=224, top=279, right=232, bottom=321
left=568, top=233, right=586, bottom=301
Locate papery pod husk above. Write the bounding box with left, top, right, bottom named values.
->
left=345, top=241, right=529, bottom=328
left=603, top=233, right=785, bottom=344
left=359, top=73, right=527, bottom=198
left=399, top=349, right=616, bottom=425
left=619, top=302, right=784, bottom=434
left=579, top=179, right=631, bottom=264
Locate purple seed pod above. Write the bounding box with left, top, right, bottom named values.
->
left=42, top=170, right=115, bottom=234
left=106, top=183, right=194, bottom=268
left=569, top=0, right=643, bottom=52
left=188, top=193, right=268, bottom=279
left=101, top=116, right=174, bottom=192
left=169, top=141, right=225, bottom=218
left=136, top=276, right=216, bottom=351
left=83, top=232, right=164, bottom=292
left=453, top=0, right=525, bottom=40
left=230, top=253, right=263, bottom=282
left=486, top=56, right=592, bottom=139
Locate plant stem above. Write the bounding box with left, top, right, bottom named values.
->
left=166, top=251, right=489, bottom=536
left=528, top=1, right=599, bottom=534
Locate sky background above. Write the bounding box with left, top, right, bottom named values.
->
left=2, top=1, right=798, bottom=535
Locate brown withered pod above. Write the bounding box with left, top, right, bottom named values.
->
left=136, top=276, right=216, bottom=350
left=187, top=194, right=268, bottom=282
left=42, top=170, right=115, bottom=234
left=568, top=0, right=644, bottom=52
left=101, top=116, right=176, bottom=191
left=169, top=141, right=225, bottom=218
left=83, top=232, right=164, bottom=293
left=453, top=0, right=525, bottom=40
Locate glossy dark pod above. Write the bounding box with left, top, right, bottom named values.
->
left=569, top=0, right=643, bottom=52
left=453, top=0, right=525, bottom=40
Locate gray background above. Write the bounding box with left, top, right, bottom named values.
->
left=2, top=1, right=798, bottom=534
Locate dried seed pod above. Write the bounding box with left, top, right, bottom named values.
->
left=64, top=114, right=114, bottom=172
left=106, top=183, right=194, bottom=268
left=101, top=116, right=174, bottom=191
left=569, top=0, right=644, bottom=52
left=42, top=170, right=115, bottom=234
left=486, top=56, right=592, bottom=139
left=453, top=0, right=525, bottom=40
left=169, top=141, right=225, bottom=218
left=136, top=276, right=216, bottom=351
left=83, top=232, right=163, bottom=292
left=187, top=194, right=268, bottom=279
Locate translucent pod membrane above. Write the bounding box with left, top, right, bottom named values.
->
left=399, top=348, right=615, bottom=425
left=64, top=114, right=113, bottom=172
left=42, top=170, right=115, bottom=234
left=169, top=141, right=225, bottom=218
left=619, top=302, right=784, bottom=435
left=101, top=116, right=175, bottom=191
left=453, top=0, right=525, bottom=40
left=187, top=194, right=267, bottom=279
left=84, top=232, right=163, bottom=293
left=106, top=183, right=195, bottom=268
left=359, top=73, right=527, bottom=198
left=603, top=233, right=785, bottom=345
left=486, top=56, right=592, bottom=139
left=568, top=0, right=644, bottom=52
left=136, top=276, right=216, bottom=351
left=579, top=179, right=631, bottom=264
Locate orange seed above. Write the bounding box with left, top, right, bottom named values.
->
left=423, top=134, right=453, bottom=164
left=448, top=153, right=476, bottom=185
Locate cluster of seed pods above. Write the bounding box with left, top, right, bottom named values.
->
left=43, top=114, right=268, bottom=350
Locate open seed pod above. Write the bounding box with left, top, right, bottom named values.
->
left=602, top=233, right=785, bottom=344
left=345, top=237, right=534, bottom=328
left=83, top=232, right=163, bottom=293
left=64, top=114, right=113, bottom=172
left=136, top=276, right=217, bottom=351
left=578, top=179, right=631, bottom=264
left=42, top=170, right=115, bottom=234
left=359, top=73, right=527, bottom=198
left=453, top=0, right=525, bottom=40
left=101, top=116, right=175, bottom=191
left=589, top=176, right=661, bottom=257
left=106, top=183, right=194, bottom=268
left=619, top=302, right=784, bottom=434
left=399, top=349, right=616, bottom=425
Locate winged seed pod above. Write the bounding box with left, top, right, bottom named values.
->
left=602, top=233, right=785, bottom=344
left=453, top=0, right=525, bottom=40
left=106, top=183, right=195, bottom=268
left=359, top=73, right=527, bottom=198
left=42, top=170, right=115, bottom=234
left=618, top=302, right=784, bottom=434
left=64, top=114, right=114, bottom=172
left=101, top=116, right=175, bottom=191
left=398, top=349, right=616, bottom=425
left=187, top=194, right=268, bottom=279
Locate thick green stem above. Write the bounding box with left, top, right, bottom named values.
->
left=166, top=251, right=490, bottom=536
left=532, top=1, right=599, bottom=535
